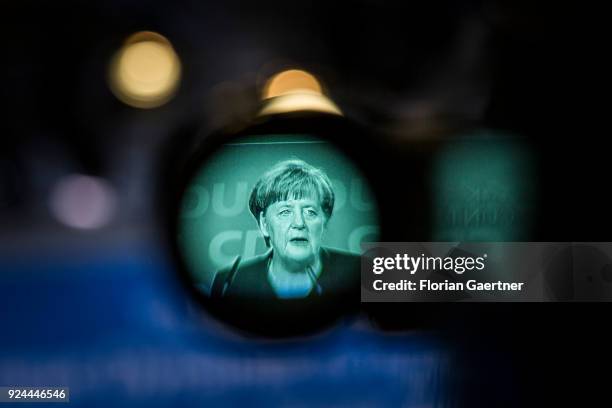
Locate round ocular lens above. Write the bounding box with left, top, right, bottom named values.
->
left=174, top=130, right=381, bottom=336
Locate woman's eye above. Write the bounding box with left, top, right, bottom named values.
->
left=305, top=209, right=318, bottom=217
left=279, top=209, right=291, bottom=216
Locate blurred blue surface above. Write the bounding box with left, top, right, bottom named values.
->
left=0, top=230, right=450, bottom=407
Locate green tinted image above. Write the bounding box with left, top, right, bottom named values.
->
left=178, top=134, right=379, bottom=298
left=431, top=130, right=536, bottom=241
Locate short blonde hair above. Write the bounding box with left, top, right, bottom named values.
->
left=249, top=159, right=335, bottom=223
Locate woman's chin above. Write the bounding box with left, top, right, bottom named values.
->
left=283, top=250, right=316, bottom=266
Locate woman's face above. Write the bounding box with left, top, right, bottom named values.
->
left=260, top=197, right=326, bottom=267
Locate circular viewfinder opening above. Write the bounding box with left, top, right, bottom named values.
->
left=174, top=131, right=381, bottom=336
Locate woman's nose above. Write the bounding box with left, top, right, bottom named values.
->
left=291, top=211, right=305, bottom=227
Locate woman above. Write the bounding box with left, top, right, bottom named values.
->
left=211, top=159, right=360, bottom=299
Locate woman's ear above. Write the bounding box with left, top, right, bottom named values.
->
left=258, top=211, right=270, bottom=238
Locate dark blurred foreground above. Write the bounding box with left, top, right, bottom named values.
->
left=1, top=1, right=609, bottom=406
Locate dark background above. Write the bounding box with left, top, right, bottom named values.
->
left=0, top=1, right=607, bottom=406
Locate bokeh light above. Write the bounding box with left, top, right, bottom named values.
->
left=109, top=31, right=181, bottom=109
left=49, top=175, right=117, bottom=229
left=263, top=69, right=323, bottom=98
left=260, top=69, right=342, bottom=116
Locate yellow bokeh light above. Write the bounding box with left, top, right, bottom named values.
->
left=260, top=69, right=342, bottom=116
left=263, top=69, right=323, bottom=98
left=109, top=31, right=181, bottom=109
left=259, top=93, right=343, bottom=116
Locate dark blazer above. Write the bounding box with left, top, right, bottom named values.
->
left=211, top=247, right=361, bottom=299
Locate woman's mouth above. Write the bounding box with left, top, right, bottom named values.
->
left=289, top=237, right=309, bottom=246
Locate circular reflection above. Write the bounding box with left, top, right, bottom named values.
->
left=176, top=133, right=380, bottom=335
left=260, top=69, right=342, bottom=116
left=263, top=69, right=323, bottom=98
left=109, top=31, right=181, bottom=109
left=50, top=175, right=117, bottom=229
